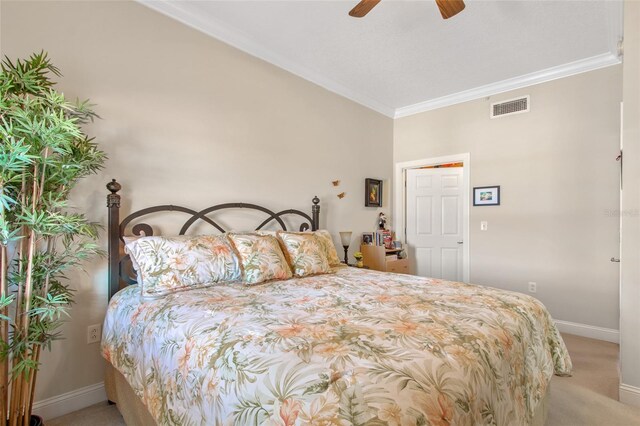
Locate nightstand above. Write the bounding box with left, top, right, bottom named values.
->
left=360, top=245, right=411, bottom=274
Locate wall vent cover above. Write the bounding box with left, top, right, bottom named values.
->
left=490, top=96, right=530, bottom=118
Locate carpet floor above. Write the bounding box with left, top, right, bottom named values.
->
left=48, top=333, right=640, bottom=425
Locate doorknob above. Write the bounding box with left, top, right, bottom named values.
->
left=457, top=241, right=464, bottom=244
left=611, top=257, right=620, bottom=263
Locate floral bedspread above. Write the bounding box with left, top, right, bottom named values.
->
left=102, top=267, right=571, bottom=426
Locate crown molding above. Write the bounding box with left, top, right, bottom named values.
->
left=394, top=52, right=621, bottom=118
left=138, top=1, right=622, bottom=120
left=137, top=0, right=396, bottom=118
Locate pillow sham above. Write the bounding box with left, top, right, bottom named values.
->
left=228, top=233, right=292, bottom=285
left=123, top=234, right=241, bottom=297
left=313, top=230, right=342, bottom=267
left=277, top=232, right=331, bottom=277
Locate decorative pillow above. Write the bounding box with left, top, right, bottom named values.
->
left=228, top=233, right=292, bottom=284
left=123, top=234, right=241, bottom=297
left=254, top=230, right=278, bottom=236
left=277, top=232, right=331, bottom=277
left=313, top=230, right=342, bottom=266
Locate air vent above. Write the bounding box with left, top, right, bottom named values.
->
left=490, top=96, right=529, bottom=118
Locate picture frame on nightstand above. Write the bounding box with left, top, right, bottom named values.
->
left=362, top=232, right=374, bottom=245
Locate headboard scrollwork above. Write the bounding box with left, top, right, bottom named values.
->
left=106, top=179, right=320, bottom=299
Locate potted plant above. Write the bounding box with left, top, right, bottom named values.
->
left=0, top=52, right=105, bottom=425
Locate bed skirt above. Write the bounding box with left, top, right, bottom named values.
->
left=105, top=362, right=156, bottom=426
left=104, top=361, right=551, bottom=425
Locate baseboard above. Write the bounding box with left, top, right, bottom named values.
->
left=554, top=319, right=619, bottom=343
left=620, top=383, right=640, bottom=408
left=32, top=382, right=106, bottom=420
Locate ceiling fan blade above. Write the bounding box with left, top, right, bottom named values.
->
left=349, top=0, right=381, bottom=18
left=435, top=0, right=465, bottom=19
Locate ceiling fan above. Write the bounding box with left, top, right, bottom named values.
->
left=349, top=0, right=465, bottom=19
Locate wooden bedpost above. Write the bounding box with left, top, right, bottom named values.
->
left=312, top=196, right=320, bottom=231
left=107, top=179, right=122, bottom=300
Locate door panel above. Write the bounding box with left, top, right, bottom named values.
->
left=441, top=248, right=459, bottom=281
left=416, top=175, right=433, bottom=188
left=415, top=247, right=433, bottom=277
left=406, top=167, right=464, bottom=281
left=441, top=175, right=460, bottom=189
left=416, top=196, right=433, bottom=235
left=441, top=196, right=459, bottom=235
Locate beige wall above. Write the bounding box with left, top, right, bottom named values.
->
left=0, top=1, right=393, bottom=401
left=620, top=0, right=640, bottom=404
left=394, top=66, right=623, bottom=331
left=0, top=0, right=631, bottom=410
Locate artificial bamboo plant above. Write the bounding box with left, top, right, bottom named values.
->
left=0, top=52, right=105, bottom=425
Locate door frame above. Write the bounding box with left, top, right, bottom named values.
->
left=394, top=153, right=470, bottom=283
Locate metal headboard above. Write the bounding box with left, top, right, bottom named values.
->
left=106, top=179, right=320, bottom=299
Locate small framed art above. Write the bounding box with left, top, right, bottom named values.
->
left=362, top=232, right=374, bottom=245
left=473, top=186, right=500, bottom=206
left=365, top=178, right=383, bottom=207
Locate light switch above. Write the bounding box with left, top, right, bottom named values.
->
left=480, top=221, right=488, bottom=231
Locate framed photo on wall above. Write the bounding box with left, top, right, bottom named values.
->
left=365, top=178, right=383, bottom=207
left=473, top=186, right=500, bottom=206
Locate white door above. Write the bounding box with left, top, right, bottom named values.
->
left=406, top=167, right=465, bottom=281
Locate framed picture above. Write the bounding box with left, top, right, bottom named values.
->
left=365, top=178, right=383, bottom=207
left=473, top=186, right=500, bottom=206
left=362, top=232, right=374, bottom=245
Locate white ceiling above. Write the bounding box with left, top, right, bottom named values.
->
left=140, top=0, right=623, bottom=118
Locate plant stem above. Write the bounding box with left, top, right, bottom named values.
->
left=37, top=148, right=48, bottom=200
left=0, top=178, right=7, bottom=423
left=15, top=172, right=27, bottom=334
left=25, top=345, right=40, bottom=425
left=9, top=171, right=28, bottom=426
left=12, top=161, right=39, bottom=426
left=0, top=245, right=7, bottom=424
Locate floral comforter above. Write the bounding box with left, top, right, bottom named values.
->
left=102, top=267, right=571, bottom=426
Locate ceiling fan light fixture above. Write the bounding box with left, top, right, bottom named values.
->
left=348, top=0, right=466, bottom=20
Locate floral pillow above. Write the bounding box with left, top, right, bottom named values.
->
left=313, top=230, right=342, bottom=267
left=123, top=234, right=241, bottom=297
left=228, top=233, right=292, bottom=285
left=277, top=232, right=331, bottom=277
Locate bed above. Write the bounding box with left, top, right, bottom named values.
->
left=102, top=180, right=572, bottom=425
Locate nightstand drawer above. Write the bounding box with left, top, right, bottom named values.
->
left=386, top=258, right=409, bottom=274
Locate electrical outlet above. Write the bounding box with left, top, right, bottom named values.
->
left=87, top=324, right=101, bottom=344
left=528, top=282, right=537, bottom=293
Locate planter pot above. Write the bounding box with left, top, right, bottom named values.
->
left=30, top=415, right=44, bottom=426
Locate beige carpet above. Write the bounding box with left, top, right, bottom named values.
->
left=47, top=402, right=124, bottom=426
left=548, top=333, right=640, bottom=426
left=48, top=333, right=640, bottom=425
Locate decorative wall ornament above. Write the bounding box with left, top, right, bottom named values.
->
left=473, top=186, right=501, bottom=206
left=365, top=178, right=383, bottom=207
